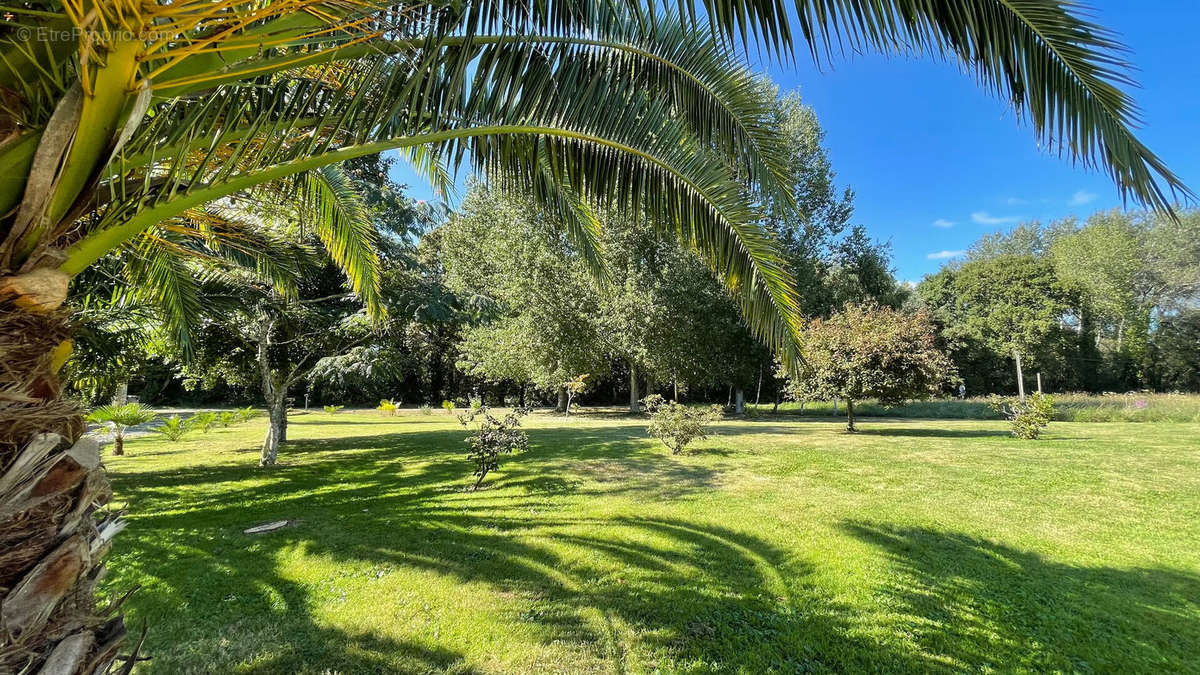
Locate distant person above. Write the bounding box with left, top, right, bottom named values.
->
left=957, top=383, right=966, bottom=400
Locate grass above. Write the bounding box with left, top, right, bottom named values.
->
left=101, top=409, right=1200, bottom=673
left=761, top=391, right=1200, bottom=422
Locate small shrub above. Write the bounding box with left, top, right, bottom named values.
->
left=324, top=405, right=344, bottom=414
left=469, top=396, right=483, bottom=412
left=87, top=403, right=158, bottom=455
left=419, top=404, right=433, bottom=415
left=458, top=406, right=530, bottom=490
left=990, top=392, right=1055, bottom=439
left=152, top=415, right=192, bottom=442
left=562, top=374, right=589, bottom=417
left=235, top=406, right=257, bottom=423
left=642, top=394, right=723, bottom=454
left=442, top=400, right=456, bottom=415
left=191, top=411, right=219, bottom=433
left=378, top=399, right=398, bottom=416
left=219, top=411, right=237, bottom=428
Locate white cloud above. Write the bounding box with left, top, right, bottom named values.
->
left=1006, top=197, right=1028, bottom=205
left=1069, top=189, right=1097, bottom=206
left=927, top=249, right=966, bottom=260
left=971, top=211, right=1019, bottom=225
left=932, top=218, right=955, bottom=228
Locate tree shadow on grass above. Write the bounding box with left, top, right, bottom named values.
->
left=105, top=420, right=946, bottom=673
left=842, top=521, right=1200, bottom=672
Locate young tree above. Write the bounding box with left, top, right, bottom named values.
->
left=562, top=374, right=590, bottom=417
left=643, top=394, right=724, bottom=454
left=85, top=403, right=157, bottom=456
left=786, top=304, right=955, bottom=431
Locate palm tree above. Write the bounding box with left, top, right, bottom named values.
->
left=0, top=1, right=1189, bottom=671
left=84, top=403, right=157, bottom=456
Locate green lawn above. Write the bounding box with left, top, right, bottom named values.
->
left=101, top=410, right=1200, bottom=673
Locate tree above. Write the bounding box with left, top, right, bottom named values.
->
left=85, top=403, right=157, bottom=456
left=0, top=1, right=1186, bottom=670
left=919, top=256, right=1072, bottom=400
left=1149, top=311, right=1200, bottom=392
left=785, top=304, right=954, bottom=431
left=562, top=374, right=590, bottom=417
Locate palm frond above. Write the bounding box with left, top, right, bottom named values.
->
left=780, top=0, right=1190, bottom=211
left=294, top=164, right=384, bottom=316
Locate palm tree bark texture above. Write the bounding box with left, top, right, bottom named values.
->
left=1, top=274, right=132, bottom=672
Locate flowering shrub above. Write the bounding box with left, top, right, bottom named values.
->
left=642, top=394, right=723, bottom=454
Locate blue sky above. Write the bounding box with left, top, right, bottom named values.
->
left=389, top=1, right=1200, bottom=282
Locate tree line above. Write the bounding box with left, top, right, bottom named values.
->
left=915, top=211, right=1200, bottom=396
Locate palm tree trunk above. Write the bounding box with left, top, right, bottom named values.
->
left=0, top=286, right=130, bottom=673
left=113, top=433, right=125, bottom=456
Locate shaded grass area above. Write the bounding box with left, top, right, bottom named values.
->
left=101, top=411, right=1200, bottom=673
left=761, top=391, right=1200, bottom=422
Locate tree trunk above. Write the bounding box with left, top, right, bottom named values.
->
left=846, top=399, right=857, bottom=432
left=1037, top=372, right=1043, bottom=394
left=772, top=390, right=781, bottom=413
left=1014, top=348, right=1026, bottom=401
left=261, top=394, right=286, bottom=466
left=0, top=289, right=129, bottom=673
left=113, top=434, right=125, bottom=456
left=755, top=364, right=763, bottom=406
left=518, top=384, right=526, bottom=408
left=111, top=381, right=128, bottom=406
left=278, top=401, right=288, bottom=443
left=556, top=387, right=568, bottom=413
left=256, top=318, right=286, bottom=466
left=629, top=363, right=640, bottom=413
left=735, top=388, right=744, bottom=414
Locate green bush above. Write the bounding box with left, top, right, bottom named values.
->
left=191, top=411, right=219, bottom=433
left=152, top=415, right=192, bottom=442
left=642, top=394, right=723, bottom=455
left=442, top=400, right=456, bottom=415
left=218, top=411, right=236, bottom=427
left=990, top=393, right=1055, bottom=439
left=377, top=399, right=398, bottom=416
left=324, top=405, right=344, bottom=414
left=235, top=406, right=257, bottom=423
left=458, top=406, right=530, bottom=490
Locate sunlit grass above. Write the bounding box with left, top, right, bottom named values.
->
left=102, top=410, right=1200, bottom=673
left=764, top=391, right=1200, bottom=422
